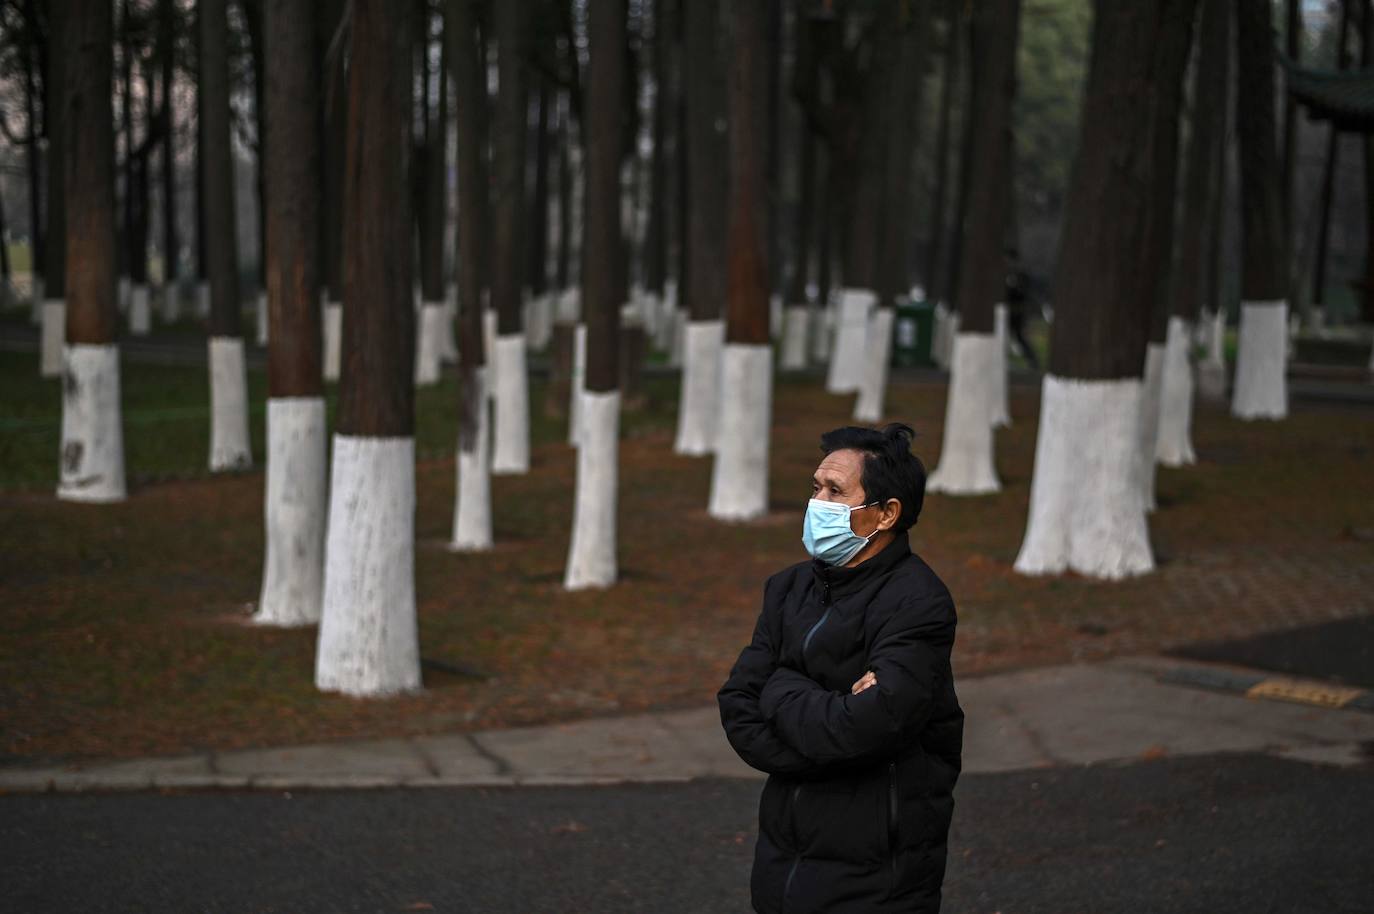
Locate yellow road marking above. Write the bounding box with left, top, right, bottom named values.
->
left=1245, top=678, right=1364, bottom=709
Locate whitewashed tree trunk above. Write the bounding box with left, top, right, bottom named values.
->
left=1231, top=299, right=1288, bottom=419
left=990, top=304, right=1011, bottom=427
left=195, top=280, right=211, bottom=318
left=825, top=288, right=874, bottom=393
left=780, top=303, right=809, bottom=370
left=1014, top=375, right=1154, bottom=579
left=556, top=286, right=580, bottom=324
left=322, top=301, right=342, bottom=381
left=40, top=299, right=65, bottom=377
left=674, top=318, right=724, bottom=455
left=441, top=284, right=459, bottom=363
left=450, top=369, right=493, bottom=551
left=564, top=389, right=620, bottom=589
left=414, top=302, right=445, bottom=386
left=57, top=344, right=126, bottom=503
left=1196, top=306, right=1227, bottom=401
left=527, top=293, right=554, bottom=351
left=161, top=281, right=181, bottom=323
left=491, top=333, right=530, bottom=473
left=853, top=307, right=895, bottom=422
left=255, top=397, right=327, bottom=626
left=931, top=303, right=950, bottom=369
left=29, top=276, right=44, bottom=324
left=708, top=344, right=772, bottom=520
left=569, top=323, right=587, bottom=445
left=118, top=276, right=131, bottom=313
left=769, top=292, right=783, bottom=340
left=316, top=434, right=421, bottom=695
left=1156, top=316, right=1197, bottom=466
left=209, top=336, right=253, bottom=470
left=255, top=291, right=269, bottom=345
left=1136, top=342, right=1165, bottom=511
left=668, top=308, right=686, bottom=367
left=482, top=309, right=498, bottom=379
left=927, top=333, right=1001, bottom=495
left=129, top=284, right=151, bottom=336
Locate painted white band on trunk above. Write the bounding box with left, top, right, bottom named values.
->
left=29, top=276, right=45, bottom=324
left=674, top=319, right=724, bottom=456
left=130, top=285, right=151, bottom=336
left=826, top=288, right=875, bottom=394
left=322, top=302, right=342, bottom=382
left=569, top=324, right=587, bottom=445
left=1014, top=374, right=1154, bottom=579
left=317, top=434, right=421, bottom=696
left=57, top=344, right=126, bottom=503
left=1137, top=342, right=1166, bottom=512
left=441, top=288, right=459, bottom=363
left=527, top=292, right=554, bottom=351
left=809, top=298, right=832, bottom=363
left=854, top=307, right=896, bottom=423
left=209, top=336, right=253, bottom=471
left=1157, top=316, right=1197, bottom=467
left=667, top=308, right=686, bottom=368
left=482, top=309, right=499, bottom=376
left=927, top=332, right=1001, bottom=495
left=255, top=398, right=327, bottom=626
left=564, top=389, right=621, bottom=590
left=708, top=345, right=773, bottom=521
left=450, top=368, right=493, bottom=551
left=991, top=304, right=1011, bottom=427
left=414, top=302, right=446, bottom=387
left=932, top=303, right=950, bottom=369
left=161, top=282, right=181, bottom=323
left=41, top=299, right=65, bottom=377
left=491, top=333, right=530, bottom=474
left=769, top=293, right=784, bottom=341
left=118, top=277, right=131, bottom=312
left=195, top=281, right=210, bottom=318
left=556, top=287, right=581, bottom=324
left=1231, top=300, right=1288, bottom=420
left=780, top=304, right=809, bottom=371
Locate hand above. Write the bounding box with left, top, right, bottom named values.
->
left=850, top=670, right=877, bottom=695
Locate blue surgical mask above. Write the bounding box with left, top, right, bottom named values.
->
left=803, top=498, right=880, bottom=566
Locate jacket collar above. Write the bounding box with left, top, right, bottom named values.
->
left=810, top=529, right=911, bottom=598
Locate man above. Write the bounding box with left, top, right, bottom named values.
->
left=719, top=423, right=964, bottom=913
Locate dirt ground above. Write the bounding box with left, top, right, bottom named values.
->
left=3, top=371, right=1372, bottom=765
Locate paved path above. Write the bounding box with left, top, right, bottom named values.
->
left=4, top=655, right=1371, bottom=793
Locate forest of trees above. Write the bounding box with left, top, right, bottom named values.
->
left=1, top=0, right=1371, bottom=694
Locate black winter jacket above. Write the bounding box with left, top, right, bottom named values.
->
left=718, top=532, right=963, bottom=914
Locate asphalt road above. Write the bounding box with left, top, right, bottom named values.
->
left=5, top=751, right=1372, bottom=913
left=1171, top=616, right=1374, bottom=690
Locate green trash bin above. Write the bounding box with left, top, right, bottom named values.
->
left=891, top=298, right=934, bottom=367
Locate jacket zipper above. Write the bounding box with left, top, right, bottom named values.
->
left=888, top=761, right=899, bottom=894
left=801, top=581, right=833, bottom=654
left=783, top=784, right=802, bottom=907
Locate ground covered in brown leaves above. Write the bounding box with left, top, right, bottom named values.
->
left=3, top=362, right=1372, bottom=765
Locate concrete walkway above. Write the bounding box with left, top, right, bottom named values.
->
left=3, top=655, right=1371, bottom=794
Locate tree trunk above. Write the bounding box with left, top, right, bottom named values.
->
left=555, top=92, right=573, bottom=293
left=528, top=75, right=551, bottom=298
left=446, top=0, right=494, bottom=551
left=1160, top=0, right=1229, bottom=467
left=642, top=0, right=671, bottom=298
left=319, top=0, right=347, bottom=302
left=1362, top=0, right=1374, bottom=323
left=257, top=0, right=326, bottom=627
left=43, top=1, right=66, bottom=302
left=415, top=13, right=449, bottom=387
left=925, top=0, right=960, bottom=303
left=21, top=0, right=43, bottom=300
left=1231, top=0, right=1288, bottom=419
left=490, top=0, right=531, bottom=474
left=1311, top=1, right=1354, bottom=316
left=780, top=119, right=815, bottom=371
left=674, top=0, right=727, bottom=456
left=318, top=0, right=421, bottom=697
left=59, top=0, right=125, bottom=503
left=1015, top=0, right=1196, bottom=580
left=565, top=0, right=627, bottom=590
left=158, top=0, right=178, bottom=291
left=201, top=0, right=251, bottom=471
left=708, top=0, right=772, bottom=522
left=1281, top=0, right=1301, bottom=316
left=927, top=0, right=1018, bottom=496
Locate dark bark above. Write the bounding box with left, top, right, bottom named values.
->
left=63, top=0, right=115, bottom=345
left=723, top=0, right=770, bottom=345
left=243, top=0, right=269, bottom=287
left=419, top=15, right=448, bottom=303
left=21, top=0, right=44, bottom=276
left=924, top=0, right=960, bottom=303
left=1048, top=0, right=1195, bottom=380
left=641, top=0, right=671, bottom=297
left=952, top=0, right=1020, bottom=337
left=785, top=122, right=816, bottom=305
left=263, top=0, right=323, bottom=398
left=1141, top=0, right=1198, bottom=345
left=318, top=0, right=347, bottom=300
left=1281, top=0, right=1300, bottom=282
left=683, top=0, right=726, bottom=322
left=200, top=0, right=241, bottom=337
left=1310, top=0, right=1353, bottom=310
left=158, top=0, right=178, bottom=282
left=583, top=0, right=627, bottom=392
left=555, top=92, right=573, bottom=290
left=765, top=0, right=781, bottom=297
left=817, top=141, right=833, bottom=306
left=446, top=0, right=491, bottom=449
left=944, top=8, right=974, bottom=312
left=337, top=0, right=415, bottom=437
left=528, top=73, right=551, bottom=297
left=675, top=0, right=690, bottom=313
left=1362, top=0, right=1374, bottom=321
left=877, top=3, right=930, bottom=308
left=120, top=0, right=133, bottom=279
left=1172, top=0, right=1230, bottom=324
left=492, top=0, right=529, bottom=335
left=838, top=10, right=891, bottom=292
left=44, top=0, right=66, bottom=300
left=1234, top=0, right=1286, bottom=302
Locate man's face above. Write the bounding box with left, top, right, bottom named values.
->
left=812, top=449, right=867, bottom=507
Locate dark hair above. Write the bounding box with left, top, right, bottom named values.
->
left=819, top=423, right=926, bottom=533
